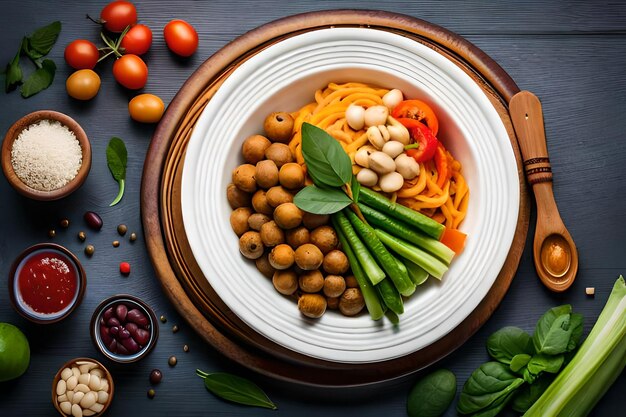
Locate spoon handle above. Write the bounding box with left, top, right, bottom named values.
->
left=509, top=91, right=553, bottom=186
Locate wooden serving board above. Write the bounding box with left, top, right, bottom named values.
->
left=141, top=10, right=530, bottom=386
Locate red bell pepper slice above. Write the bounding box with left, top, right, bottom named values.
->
left=392, top=99, right=439, bottom=136
left=405, top=122, right=439, bottom=163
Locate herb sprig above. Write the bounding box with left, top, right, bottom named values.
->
left=196, top=370, right=277, bottom=410
left=106, top=137, right=128, bottom=206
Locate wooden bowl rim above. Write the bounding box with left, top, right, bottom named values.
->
left=8, top=242, right=86, bottom=324
left=1, top=110, right=92, bottom=201
left=51, top=356, right=114, bottom=416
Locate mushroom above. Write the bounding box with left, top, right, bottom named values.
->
left=345, top=104, right=365, bottom=131
left=382, top=89, right=404, bottom=111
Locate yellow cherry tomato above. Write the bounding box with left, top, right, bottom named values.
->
left=66, top=69, right=100, bottom=100
left=128, top=93, right=165, bottom=123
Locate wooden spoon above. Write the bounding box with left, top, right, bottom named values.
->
left=509, top=91, right=578, bottom=292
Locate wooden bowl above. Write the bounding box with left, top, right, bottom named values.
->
left=52, top=357, right=114, bottom=416
left=9, top=243, right=86, bottom=324
left=1, top=110, right=91, bottom=201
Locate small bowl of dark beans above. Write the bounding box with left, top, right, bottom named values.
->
left=90, top=294, right=159, bottom=363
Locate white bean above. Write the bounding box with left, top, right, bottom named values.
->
left=71, top=367, right=80, bottom=379
left=89, top=369, right=104, bottom=378
left=382, top=141, right=405, bottom=159
left=363, top=105, right=388, bottom=127
left=382, top=89, right=403, bottom=110
left=88, top=375, right=100, bottom=391
left=58, top=394, right=68, bottom=403
left=366, top=126, right=385, bottom=150
left=386, top=116, right=410, bottom=144
left=345, top=104, right=365, bottom=131
left=356, top=168, right=378, bottom=187
left=80, top=391, right=98, bottom=409
left=61, top=368, right=73, bottom=381
left=60, top=401, right=72, bottom=415
left=71, top=403, right=83, bottom=417
left=97, top=390, right=109, bottom=404
left=368, top=152, right=396, bottom=175
left=71, top=391, right=84, bottom=405
left=75, top=383, right=90, bottom=393
left=66, top=375, right=77, bottom=391
left=78, top=373, right=90, bottom=386
left=99, top=379, right=109, bottom=392
left=56, top=379, right=67, bottom=396
left=354, top=147, right=375, bottom=168
left=89, top=403, right=104, bottom=413
left=83, top=410, right=96, bottom=417
left=395, top=154, right=420, bottom=180
left=379, top=172, right=405, bottom=193
left=66, top=391, right=74, bottom=403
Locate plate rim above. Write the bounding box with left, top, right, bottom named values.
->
left=141, top=9, right=530, bottom=387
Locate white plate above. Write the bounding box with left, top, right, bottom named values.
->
left=181, top=28, right=519, bottom=363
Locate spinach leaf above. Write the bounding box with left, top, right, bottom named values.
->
left=21, top=37, right=44, bottom=63
left=20, top=59, right=55, bottom=98
left=470, top=387, right=520, bottom=417
left=196, top=370, right=277, bottom=410
left=509, top=353, right=532, bottom=373
left=567, top=312, right=584, bottom=351
left=511, top=373, right=555, bottom=413
left=28, top=21, right=61, bottom=55
left=487, top=326, right=534, bottom=364
left=106, top=137, right=128, bottom=206
left=457, top=362, right=525, bottom=415
left=294, top=184, right=352, bottom=214
left=407, top=369, right=456, bottom=417
left=5, top=49, right=22, bottom=92
left=532, top=304, right=574, bottom=355
left=527, top=353, right=564, bottom=375
left=301, top=122, right=352, bottom=188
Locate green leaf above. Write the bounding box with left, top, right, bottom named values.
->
left=457, top=362, right=525, bottom=415
left=197, top=370, right=277, bottom=410
left=509, top=353, right=532, bottom=373
left=567, top=312, right=584, bottom=351
left=527, top=353, right=564, bottom=375
left=301, top=122, right=352, bottom=187
left=532, top=305, right=574, bottom=355
left=20, top=59, right=55, bottom=98
left=511, top=373, right=554, bottom=413
left=107, top=137, right=128, bottom=206
left=28, top=21, right=61, bottom=55
left=5, top=49, right=22, bottom=92
left=21, top=37, right=44, bottom=63
left=351, top=174, right=361, bottom=203
left=407, top=369, right=456, bottom=417
left=487, top=326, right=534, bottom=364
left=294, top=185, right=352, bottom=214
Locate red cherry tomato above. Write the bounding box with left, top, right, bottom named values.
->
left=120, top=24, right=152, bottom=55
left=405, top=122, right=439, bottom=163
left=163, top=20, right=198, bottom=57
left=100, top=1, right=137, bottom=33
left=64, top=40, right=99, bottom=70
left=112, top=54, right=148, bottom=90
left=392, top=99, right=439, bottom=136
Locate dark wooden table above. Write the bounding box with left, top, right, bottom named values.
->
left=1, top=1, right=624, bottom=416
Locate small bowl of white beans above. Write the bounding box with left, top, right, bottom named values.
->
left=52, top=357, right=114, bottom=417
left=1, top=110, right=91, bottom=201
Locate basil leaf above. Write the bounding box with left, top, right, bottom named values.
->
left=22, top=37, right=44, bottom=62
left=457, top=362, right=525, bottom=415
left=511, top=373, right=554, bottom=413
left=28, top=21, right=61, bottom=55
left=20, top=59, right=55, bottom=98
left=407, top=369, right=456, bottom=417
left=351, top=174, right=361, bottom=203
left=301, top=122, right=352, bottom=187
left=509, top=353, right=532, bottom=373
left=107, top=137, right=128, bottom=206
left=487, top=326, right=534, bottom=364
left=527, top=353, right=564, bottom=375
left=5, top=49, right=22, bottom=92
left=198, top=371, right=277, bottom=410
left=532, top=305, right=574, bottom=355
left=294, top=185, right=352, bottom=214
left=567, top=312, right=584, bottom=351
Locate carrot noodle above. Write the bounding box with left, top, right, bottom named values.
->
left=290, top=82, right=469, bottom=230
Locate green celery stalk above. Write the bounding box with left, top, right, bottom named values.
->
left=523, top=276, right=626, bottom=417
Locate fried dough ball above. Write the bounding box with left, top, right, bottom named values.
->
left=274, top=203, right=303, bottom=229
left=323, top=250, right=349, bottom=275
left=323, top=275, right=346, bottom=298
left=226, top=183, right=251, bottom=209
left=251, top=190, right=273, bottom=216
left=298, top=293, right=327, bottom=318
left=266, top=186, right=293, bottom=207
left=264, top=112, right=294, bottom=143
left=269, top=244, right=295, bottom=270
left=298, top=270, right=324, bottom=293
left=310, top=225, right=338, bottom=254
left=242, top=134, right=271, bottom=164
left=260, top=220, right=285, bottom=247
left=232, top=164, right=257, bottom=193
left=255, top=159, right=279, bottom=189
left=339, top=288, right=365, bottom=316
left=230, top=207, right=252, bottom=236
left=272, top=270, right=298, bottom=295
left=286, top=226, right=310, bottom=249
left=265, top=143, right=293, bottom=168
left=278, top=163, right=305, bottom=190
left=239, top=231, right=263, bottom=259
left=294, top=243, right=323, bottom=271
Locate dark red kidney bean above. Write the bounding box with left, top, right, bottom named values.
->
left=84, top=211, right=103, bottom=230
left=100, top=325, right=113, bottom=345
left=121, top=337, right=140, bottom=353
left=103, top=307, right=114, bottom=321
left=125, top=322, right=138, bottom=334
left=115, top=304, right=128, bottom=322
left=107, top=317, right=120, bottom=327
left=134, top=328, right=150, bottom=346
left=110, top=326, right=119, bottom=336
left=108, top=339, right=118, bottom=353
left=117, top=341, right=130, bottom=355
left=119, top=328, right=131, bottom=339
left=126, top=309, right=149, bottom=327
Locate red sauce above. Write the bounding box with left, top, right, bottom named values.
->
left=17, top=250, right=78, bottom=314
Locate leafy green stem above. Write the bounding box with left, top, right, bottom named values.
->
left=109, top=179, right=125, bottom=207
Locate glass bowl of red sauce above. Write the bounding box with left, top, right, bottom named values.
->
left=9, top=243, right=86, bottom=324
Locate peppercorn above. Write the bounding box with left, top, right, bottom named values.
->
left=112, top=240, right=120, bottom=248
left=120, top=262, right=131, bottom=275
left=48, top=229, right=56, bottom=238
left=172, top=325, right=179, bottom=333
left=168, top=356, right=177, bottom=367
left=117, top=224, right=128, bottom=236
left=147, top=389, right=155, bottom=399
left=149, top=369, right=163, bottom=384
left=59, top=219, right=70, bottom=228
left=130, top=232, right=137, bottom=242
left=85, top=244, right=95, bottom=257
left=160, top=315, right=167, bottom=323
left=78, top=231, right=86, bottom=241
left=183, top=344, right=189, bottom=353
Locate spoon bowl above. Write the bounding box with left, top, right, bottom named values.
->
left=509, top=91, right=578, bottom=292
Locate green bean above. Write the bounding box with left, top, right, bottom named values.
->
left=377, top=277, right=404, bottom=315
left=403, top=259, right=430, bottom=286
